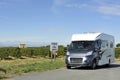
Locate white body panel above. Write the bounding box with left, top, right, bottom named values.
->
left=72, top=32, right=101, bottom=41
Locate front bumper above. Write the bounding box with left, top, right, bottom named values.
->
left=65, top=56, right=92, bottom=67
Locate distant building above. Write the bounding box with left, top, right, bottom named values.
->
left=19, top=44, right=26, bottom=48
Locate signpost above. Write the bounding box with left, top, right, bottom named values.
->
left=50, top=42, right=58, bottom=61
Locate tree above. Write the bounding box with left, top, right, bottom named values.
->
left=116, top=43, right=120, bottom=47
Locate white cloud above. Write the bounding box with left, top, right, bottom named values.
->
left=86, top=0, right=120, bottom=16
left=98, top=5, right=120, bottom=15
left=51, top=0, right=68, bottom=14
left=64, top=0, right=120, bottom=16
left=65, top=3, right=88, bottom=8
left=53, top=0, right=65, bottom=6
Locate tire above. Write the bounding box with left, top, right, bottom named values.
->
left=106, top=59, right=110, bottom=67
left=66, top=65, right=71, bottom=69
left=91, top=60, right=97, bottom=70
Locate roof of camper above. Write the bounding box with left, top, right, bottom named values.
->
left=72, top=32, right=102, bottom=41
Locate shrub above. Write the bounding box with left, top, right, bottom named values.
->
left=115, top=48, right=120, bottom=58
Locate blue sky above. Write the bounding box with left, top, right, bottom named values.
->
left=0, top=0, right=120, bottom=46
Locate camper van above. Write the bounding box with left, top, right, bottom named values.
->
left=65, top=32, right=115, bottom=69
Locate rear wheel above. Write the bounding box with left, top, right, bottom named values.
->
left=106, top=59, right=111, bottom=67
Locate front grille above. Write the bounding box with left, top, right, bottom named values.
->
left=70, top=58, right=83, bottom=63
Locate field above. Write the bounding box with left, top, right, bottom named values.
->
left=0, top=57, right=65, bottom=79
left=0, top=46, right=65, bottom=79
left=0, top=47, right=120, bottom=79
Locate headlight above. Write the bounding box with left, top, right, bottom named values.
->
left=86, top=55, right=93, bottom=61
left=87, top=51, right=93, bottom=55
left=86, top=55, right=93, bottom=58
left=84, top=55, right=93, bottom=63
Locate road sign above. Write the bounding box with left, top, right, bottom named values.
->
left=50, top=42, right=58, bottom=51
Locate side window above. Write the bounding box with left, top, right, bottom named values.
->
left=110, top=41, right=113, bottom=48
left=106, top=41, right=108, bottom=47
left=101, top=40, right=105, bottom=48
left=97, top=40, right=101, bottom=48
left=101, top=40, right=108, bottom=48
left=94, top=41, right=99, bottom=49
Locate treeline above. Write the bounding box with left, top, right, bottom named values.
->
left=0, top=45, right=65, bottom=60
left=0, top=46, right=120, bottom=60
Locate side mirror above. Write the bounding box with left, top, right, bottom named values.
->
left=95, top=48, right=101, bottom=52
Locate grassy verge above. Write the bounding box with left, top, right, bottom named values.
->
left=0, top=57, right=65, bottom=79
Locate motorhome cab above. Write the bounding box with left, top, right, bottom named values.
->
left=65, top=32, right=115, bottom=69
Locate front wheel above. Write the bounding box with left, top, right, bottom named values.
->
left=66, top=65, right=71, bottom=69
left=91, top=60, right=97, bottom=70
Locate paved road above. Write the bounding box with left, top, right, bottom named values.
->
left=6, top=61, right=120, bottom=80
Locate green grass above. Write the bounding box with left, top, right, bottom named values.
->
left=0, top=57, right=65, bottom=79
left=0, top=75, right=6, bottom=79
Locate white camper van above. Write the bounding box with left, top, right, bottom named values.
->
left=65, top=32, right=115, bottom=69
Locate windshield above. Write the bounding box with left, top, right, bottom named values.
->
left=69, top=41, right=94, bottom=51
